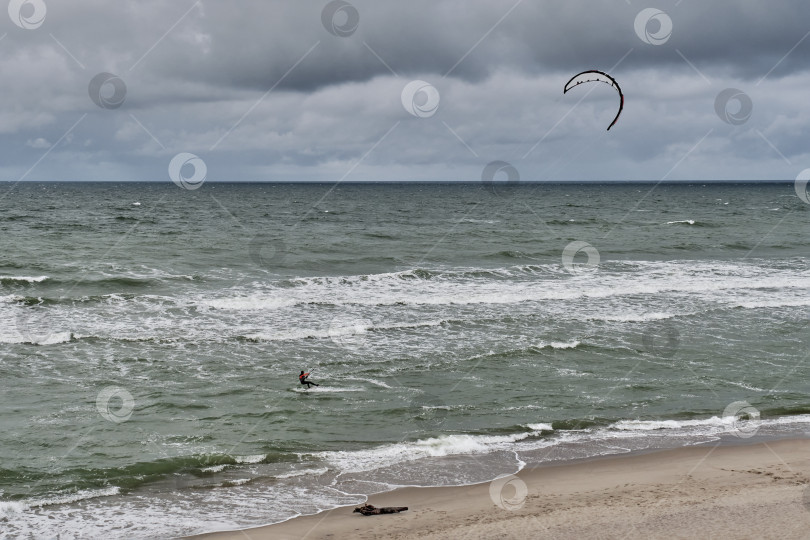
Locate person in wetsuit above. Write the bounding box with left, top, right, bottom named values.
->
left=299, top=370, right=319, bottom=389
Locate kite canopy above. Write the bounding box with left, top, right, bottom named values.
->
left=563, top=70, right=624, bottom=131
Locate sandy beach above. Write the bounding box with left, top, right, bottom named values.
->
left=193, top=439, right=810, bottom=540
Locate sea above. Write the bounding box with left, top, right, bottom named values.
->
left=2, top=181, right=810, bottom=538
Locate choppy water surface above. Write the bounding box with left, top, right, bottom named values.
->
left=2, top=182, right=810, bottom=538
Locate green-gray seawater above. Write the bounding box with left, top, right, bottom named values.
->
left=2, top=182, right=810, bottom=537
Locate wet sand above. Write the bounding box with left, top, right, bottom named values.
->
left=191, top=439, right=810, bottom=539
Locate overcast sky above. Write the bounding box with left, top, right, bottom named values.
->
left=1, top=0, right=809, bottom=182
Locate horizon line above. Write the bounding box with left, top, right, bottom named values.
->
left=0, top=179, right=798, bottom=185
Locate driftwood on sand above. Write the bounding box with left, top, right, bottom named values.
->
left=353, top=504, right=408, bottom=516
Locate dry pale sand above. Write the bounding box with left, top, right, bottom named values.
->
left=191, top=439, right=810, bottom=540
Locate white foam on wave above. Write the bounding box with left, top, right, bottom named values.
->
left=459, top=218, right=500, bottom=224
left=0, top=500, right=26, bottom=519
left=610, top=414, right=810, bottom=436
left=524, top=423, right=554, bottom=431
left=612, top=417, right=728, bottom=431
left=245, top=319, right=446, bottom=343
left=0, top=331, right=73, bottom=345
left=597, top=312, right=675, bottom=323
left=765, top=415, right=810, bottom=426
left=293, top=386, right=364, bottom=393
left=274, top=467, right=330, bottom=479
left=318, top=415, right=810, bottom=477
left=224, top=478, right=251, bottom=486
left=37, top=331, right=73, bottom=345
left=204, top=296, right=300, bottom=311
left=555, top=367, right=589, bottom=377
left=245, top=328, right=330, bottom=342
left=99, top=266, right=195, bottom=282
left=503, top=414, right=810, bottom=460
left=319, top=428, right=549, bottom=474
left=234, top=455, right=265, bottom=465
left=732, top=298, right=810, bottom=310
left=376, top=319, right=448, bottom=331
left=1, top=481, right=343, bottom=539
left=3, top=257, right=809, bottom=349
left=199, top=259, right=810, bottom=317
left=537, top=340, right=580, bottom=350
left=666, top=220, right=695, bottom=225
left=724, top=380, right=767, bottom=392
left=503, top=405, right=543, bottom=411
left=18, top=487, right=122, bottom=510
left=286, top=268, right=445, bottom=288
left=0, top=275, right=49, bottom=283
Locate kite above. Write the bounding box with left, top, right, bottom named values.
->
left=563, top=70, right=624, bottom=131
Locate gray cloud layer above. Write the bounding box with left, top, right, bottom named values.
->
left=1, top=0, right=809, bottom=182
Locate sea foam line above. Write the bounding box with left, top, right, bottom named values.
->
left=0, top=275, right=49, bottom=284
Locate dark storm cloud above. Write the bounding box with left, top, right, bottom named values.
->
left=19, top=0, right=810, bottom=94
left=1, top=0, right=809, bottom=182
left=131, top=0, right=810, bottom=92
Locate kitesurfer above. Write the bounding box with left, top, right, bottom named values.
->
left=299, top=370, right=319, bottom=389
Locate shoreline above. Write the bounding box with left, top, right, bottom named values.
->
left=190, top=437, right=810, bottom=539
